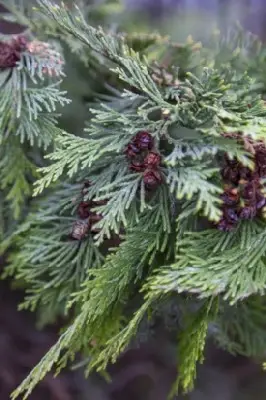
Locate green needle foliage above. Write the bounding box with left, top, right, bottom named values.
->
left=3, top=1, right=266, bottom=400
left=0, top=1, right=70, bottom=221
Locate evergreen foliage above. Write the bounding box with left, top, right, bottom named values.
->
left=0, top=0, right=70, bottom=225
left=2, top=1, right=266, bottom=399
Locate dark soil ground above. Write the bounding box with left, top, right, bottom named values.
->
left=1, top=277, right=266, bottom=400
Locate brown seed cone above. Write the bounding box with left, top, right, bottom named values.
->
left=221, top=165, right=240, bottom=185
left=0, top=41, right=20, bottom=68
left=220, top=187, right=239, bottom=206
left=124, top=143, right=141, bottom=158
left=71, top=220, right=89, bottom=240
left=241, top=181, right=257, bottom=202
left=222, top=132, right=266, bottom=179
left=239, top=206, right=257, bottom=220
left=0, top=36, right=27, bottom=69
left=77, top=201, right=90, bottom=219
left=144, top=152, right=161, bottom=168
left=130, top=160, right=146, bottom=172
left=143, top=168, right=162, bottom=190
left=255, top=144, right=266, bottom=177
left=89, top=212, right=102, bottom=224
left=151, top=65, right=175, bottom=86
left=89, top=212, right=103, bottom=234
left=12, top=36, right=27, bottom=52
left=133, top=131, right=154, bottom=150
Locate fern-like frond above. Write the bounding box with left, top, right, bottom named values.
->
left=86, top=298, right=153, bottom=374
left=4, top=182, right=104, bottom=313
left=169, top=299, right=218, bottom=397
left=0, top=140, right=38, bottom=218
left=146, top=220, right=266, bottom=304
left=214, top=296, right=266, bottom=358
left=167, top=163, right=222, bottom=221
left=0, top=33, right=69, bottom=218
left=0, top=51, right=69, bottom=146
left=11, top=212, right=172, bottom=399
left=34, top=126, right=135, bottom=195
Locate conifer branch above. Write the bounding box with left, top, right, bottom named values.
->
left=6, top=3, right=266, bottom=399
left=0, top=34, right=69, bottom=217
left=145, top=221, right=266, bottom=304
left=11, top=212, right=171, bottom=399
left=169, top=299, right=218, bottom=397
left=167, top=163, right=222, bottom=221
left=214, top=296, right=266, bottom=357
left=0, top=140, right=38, bottom=218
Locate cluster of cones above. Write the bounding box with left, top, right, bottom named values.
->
left=0, top=35, right=63, bottom=76
left=217, top=134, right=266, bottom=232
left=125, top=131, right=163, bottom=190
left=0, top=35, right=27, bottom=68
left=71, top=182, right=106, bottom=240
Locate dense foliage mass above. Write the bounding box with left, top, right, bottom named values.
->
left=2, top=1, right=266, bottom=399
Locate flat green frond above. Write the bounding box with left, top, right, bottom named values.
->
left=37, top=0, right=127, bottom=65
left=86, top=299, right=153, bottom=373
left=165, top=140, right=217, bottom=163
left=11, top=213, right=170, bottom=400
left=21, top=82, right=68, bottom=120
left=74, top=216, right=169, bottom=308
left=93, top=174, right=142, bottom=243
left=0, top=141, right=38, bottom=218
left=4, top=181, right=104, bottom=310
left=164, top=130, right=253, bottom=170
left=169, top=299, right=218, bottom=397
left=34, top=128, right=129, bottom=195
left=16, top=112, right=63, bottom=147
left=146, top=221, right=266, bottom=304
left=214, top=296, right=266, bottom=358
left=167, top=164, right=222, bottom=221
left=33, top=132, right=104, bottom=194
left=0, top=46, right=69, bottom=145
left=0, top=33, right=69, bottom=218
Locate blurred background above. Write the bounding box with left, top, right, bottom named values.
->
left=2, top=0, right=266, bottom=399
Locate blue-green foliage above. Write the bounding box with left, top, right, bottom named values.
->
left=0, top=27, right=70, bottom=219
left=3, top=2, right=266, bottom=400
